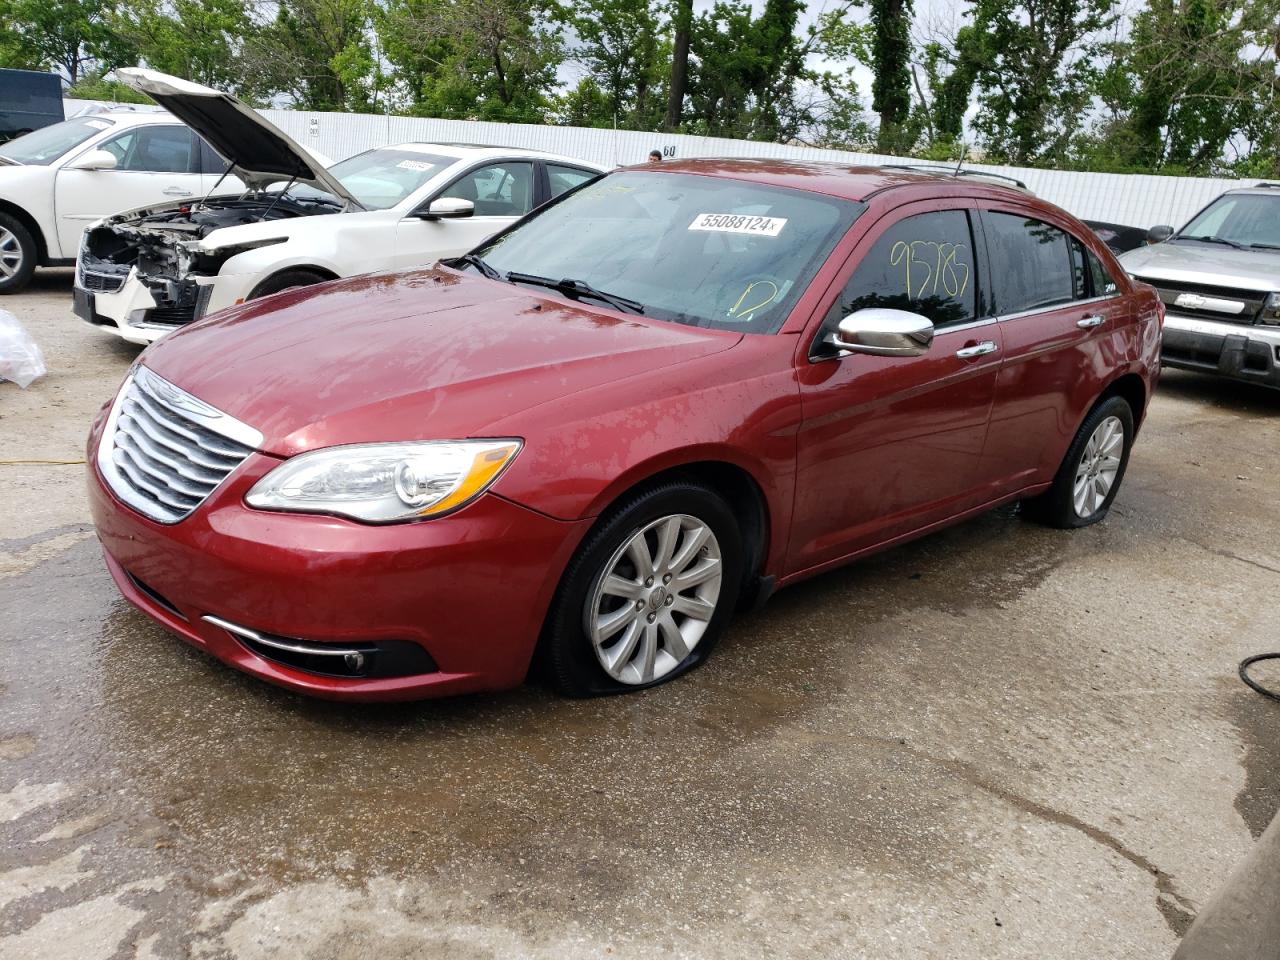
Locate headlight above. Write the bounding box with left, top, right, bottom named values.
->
left=245, top=439, right=521, bottom=523
left=1263, top=292, right=1280, bottom=325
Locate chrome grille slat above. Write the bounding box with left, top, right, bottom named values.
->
left=120, top=398, right=243, bottom=471
left=129, top=380, right=252, bottom=458
left=98, top=367, right=261, bottom=524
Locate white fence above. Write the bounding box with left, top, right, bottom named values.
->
left=66, top=98, right=1272, bottom=229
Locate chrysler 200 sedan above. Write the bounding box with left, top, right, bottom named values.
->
left=87, top=160, right=1163, bottom=701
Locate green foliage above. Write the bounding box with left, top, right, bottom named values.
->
left=1, top=0, right=135, bottom=82
left=556, top=0, right=666, bottom=129
left=65, top=69, right=151, bottom=102
left=116, top=0, right=258, bottom=93
left=866, top=0, right=913, bottom=152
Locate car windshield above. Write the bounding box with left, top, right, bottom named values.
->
left=289, top=148, right=455, bottom=210
left=473, top=170, right=863, bottom=333
left=1176, top=193, right=1280, bottom=249
left=0, top=117, right=115, bottom=165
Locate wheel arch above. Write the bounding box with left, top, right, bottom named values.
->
left=0, top=200, right=48, bottom=263
left=246, top=265, right=340, bottom=300
left=1098, top=372, right=1148, bottom=434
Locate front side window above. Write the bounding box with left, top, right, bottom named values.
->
left=984, top=212, right=1074, bottom=315
left=99, top=126, right=196, bottom=173
left=302, top=148, right=454, bottom=210
left=827, top=209, right=978, bottom=329
left=1176, top=194, right=1280, bottom=250
left=473, top=170, right=863, bottom=333
left=0, top=118, right=114, bottom=165
left=447, top=162, right=535, bottom=217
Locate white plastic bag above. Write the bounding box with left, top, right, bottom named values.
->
left=0, top=310, right=46, bottom=388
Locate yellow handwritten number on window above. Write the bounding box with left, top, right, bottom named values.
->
left=890, top=240, right=970, bottom=299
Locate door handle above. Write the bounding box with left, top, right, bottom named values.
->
left=1077, top=314, right=1105, bottom=328
left=955, top=340, right=998, bottom=359
left=163, top=187, right=192, bottom=197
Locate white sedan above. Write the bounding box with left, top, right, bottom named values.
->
left=0, top=107, right=257, bottom=293
left=74, top=69, right=604, bottom=344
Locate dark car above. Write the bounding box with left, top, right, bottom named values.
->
left=0, top=69, right=63, bottom=144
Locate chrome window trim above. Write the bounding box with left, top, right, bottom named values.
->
left=996, top=293, right=1119, bottom=323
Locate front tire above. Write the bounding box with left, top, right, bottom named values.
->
left=0, top=213, right=37, bottom=294
left=541, top=482, right=745, bottom=697
left=1024, top=395, right=1135, bottom=529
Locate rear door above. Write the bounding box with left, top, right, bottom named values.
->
left=54, top=123, right=204, bottom=255
left=976, top=206, right=1129, bottom=493
left=789, top=200, right=1004, bottom=573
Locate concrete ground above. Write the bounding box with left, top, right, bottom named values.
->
left=2, top=268, right=1279, bottom=960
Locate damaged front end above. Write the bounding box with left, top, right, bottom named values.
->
left=78, top=193, right=335, bottom=336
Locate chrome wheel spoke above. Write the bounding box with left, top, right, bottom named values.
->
left=1072, top=415, right=1125, bottom=518
left=586, top=513, right=723, bottom=685
left=672, top=593, right=715, bottom=621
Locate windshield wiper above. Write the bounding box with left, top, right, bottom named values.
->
left=1247, top=242, right=1280, bottom=250
left=1180, top=234, right=1246, bottom=249
left=453, top=253, right=503, bottom=281
left=505, top=272, right=645, bottom=314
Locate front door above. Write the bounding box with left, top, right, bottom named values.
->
left=789, top=201, right=1003, bottom=574
left=54, top=124, right=204, bottom=257
left=394, top=160, right=537, bottom=270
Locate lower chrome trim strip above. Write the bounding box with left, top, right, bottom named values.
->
left=201, top=614, right=367, bottom=658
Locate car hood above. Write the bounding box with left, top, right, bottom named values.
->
left=139, top=268, right=742, bottom=456
left=1120, top=241, right=1280, bottom=290
left=115, top=68, right=360, bottom=208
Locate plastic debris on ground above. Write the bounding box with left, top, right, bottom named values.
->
left=0, top=310, right=46, bottom=388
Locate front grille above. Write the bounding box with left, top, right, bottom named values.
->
left=79, top=268, right=126, bottom=293
left=98, top=366, right=262, bottom=524
left=1134, top=275, right=1267, bottom=325
left=145, top=304, right=197, bottom=326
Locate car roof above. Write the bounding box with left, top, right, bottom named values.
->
left=631, top=157, right=1035, bottom=203
left=384, top=141, right=604, bottom=168
left=1225, top=184, right=1280, bottom=196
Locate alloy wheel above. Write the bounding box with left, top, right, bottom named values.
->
left=585, top=514, right=723, bottom=685
left=1073, top=415, right=1124, bottom=517
left=0, top=227, right=22, bottom=279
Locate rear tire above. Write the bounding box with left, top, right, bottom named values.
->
left=249, top=268, right=330, bottom=299
left=1023, top=395, right=1135, bottom=529
left=541, top=482, right=745, bottom=697
left=0, top=213, right=37, bottom=294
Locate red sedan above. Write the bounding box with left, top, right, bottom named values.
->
left=87, top=160, right=1163, bottom=701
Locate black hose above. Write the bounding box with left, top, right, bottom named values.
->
left=1239, top=653, right=1280, bottom=703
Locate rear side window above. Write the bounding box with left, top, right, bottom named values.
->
left=984, top=212, right=1074, bottom=314
left=827, top=209, right=977, bottom=328
left=547, top=164, right=595, bottom=199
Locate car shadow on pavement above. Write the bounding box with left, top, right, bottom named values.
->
left=1157, top=368, right=1280, bottom=416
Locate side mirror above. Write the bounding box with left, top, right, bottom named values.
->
left=416, top=197, right=474, bottom=221
left=828, top=308, right=934, bottom=357
left=1146, top=224, right=1174, bottom=244
left=65, top=149, right=118, bottom=172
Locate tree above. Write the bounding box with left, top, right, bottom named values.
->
left=963, top=0, right=1116, bottom=164
left=560, top=0, right=666, bottom=129
left=867, top=0, right=914, bottom=152
left=0, top=0, right=134, bottom=83
left=665, top=0, right=693, bottom=130
left=116, top=0, right=258, bottom=93
left=377, top=0, right=564, bottom=122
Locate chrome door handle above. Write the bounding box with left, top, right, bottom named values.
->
left=1077, top=315, right=1105, bottom=328
left=955, top=340, right=998, bottom=359
left=163, top=187, right=192, bottom=196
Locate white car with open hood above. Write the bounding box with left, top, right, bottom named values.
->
left=74, top=69, right=604, bottom=344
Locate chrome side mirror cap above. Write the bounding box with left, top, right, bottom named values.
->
left=1146, top=224, right=1174, bottom=244
left=828, top=308, right=935, bottom=357
left=417, top=197, right=475, bottom=220
left=65, top=149, right=118, bottom=172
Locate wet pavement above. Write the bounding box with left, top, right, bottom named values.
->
left=2, top=270, right=1280, bottom=959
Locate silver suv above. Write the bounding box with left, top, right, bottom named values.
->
left=1120, top=185, right=1280, bottom=389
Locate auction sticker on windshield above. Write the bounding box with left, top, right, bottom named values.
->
left=689, top=213, right=787, bottom=236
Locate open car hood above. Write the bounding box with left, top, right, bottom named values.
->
left=115, top=68, right=361, bottom=208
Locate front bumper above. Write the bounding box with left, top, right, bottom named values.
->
left=1161, top=313, right=1280, bottom=389
left=86, top=413, right=589, bottom=701
left=73, top=268, right=257, bottom=345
